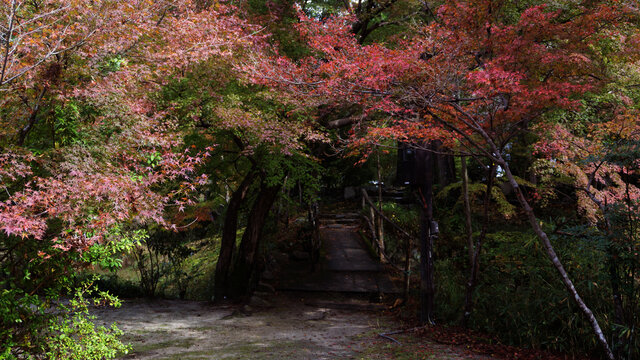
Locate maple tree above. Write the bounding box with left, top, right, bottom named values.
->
left=0, top=1, right=259, bottom=356
left=155, top=61, right=323, bottom=300
left=243, top=1, right=640, bottom=358
left=0, top=0, right=258, bottom=254
left=1, top=0, right=639, bottom=358
left=535, top=88, right=640, bottom=356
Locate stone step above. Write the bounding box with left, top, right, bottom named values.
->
left=318, top=213, right=361, bottom=220
left=320, top=224, right=360, bottom=230
left=274, top=271, right=400, bottom=294
left=320, top=219, right=360, bottom=225
left=304, top=300, right=387, bottom=311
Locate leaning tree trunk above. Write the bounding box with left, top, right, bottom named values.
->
left=584, top=181, right=627, bottom=358
left=448, top=106, right=616, bottom=359
left=229, top=182, right=281, bottom=300
left=495, top=153, right=615, bottom=360
left=213, top=170, right=256, bottom=302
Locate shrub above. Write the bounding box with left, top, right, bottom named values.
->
left=43, top=282, right=130, bottom=360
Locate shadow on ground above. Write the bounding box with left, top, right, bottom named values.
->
left=92, top=292, right=494, bottom=360
left=93, top=292, right=385, bottom=360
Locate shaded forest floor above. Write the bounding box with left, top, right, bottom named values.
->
left=92, top=292, right=496, bottom=360
left=90, top=204, right=595, bottom=360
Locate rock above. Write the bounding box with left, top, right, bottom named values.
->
left=303, top=310, right=328, bottom=321
left=249, top=295, right=272, bottom=308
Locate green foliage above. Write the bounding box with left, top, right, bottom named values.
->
left=436, top=180, right=516, bottom=219
left=603, top=139, right=640, bottom=167
left=92, top=233, right=221, bottom=301
left=300, top=0, right=346, bottom=18
left=246, top=0, right=311, bottom=59
left=98, top=55, right=125, bottom=75
left=0, top=273, right=128, bottom=359
left=603, top=198, right=640, bottom=358
left=0, top=227, right=134, bottom=359
left=321, top=155, right=375, bottom=193
left=20, top=101, right=82, bottom=152
left=147, top=227, right=208, bottom=300
left=130, top=230, right=161, bottom=297
left=433, top=227, right=616, bottom=357
left=43, top=281, right=130, bottom=360
left=375, top=202, right=419, bottom=263
left=263, top=152, right=322, bottom=204
left=1, top=234, right=76, bottom=357
left=382, top=202, right=419, bottom=233
left=52, top=102, right=83, bottom=148
left=434, top=257, right=466, bottom=322
left=83, top=226, right=141, bottom=272
left=116, top=225, right=214, bottom=299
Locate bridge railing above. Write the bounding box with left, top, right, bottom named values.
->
left=360, top=189, right=417, bottom=299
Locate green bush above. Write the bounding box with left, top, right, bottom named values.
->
left=43, top=282, right=130, bottom=360
left=381, top=188, right=628, bottom=357
left=0, top=228, right=133, bottom=359
left=433, top=229, right=613, bottom=357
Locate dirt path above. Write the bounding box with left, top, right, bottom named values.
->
left=92, top=292, right=493, bottom=360
left=92, top=293, right=384, bottom=359
left=92, top=210, right=494, bottom=359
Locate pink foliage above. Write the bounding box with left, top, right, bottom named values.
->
left=0, top=1, right=256, bottom=252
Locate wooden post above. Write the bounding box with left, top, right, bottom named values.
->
left=369, top=203, right=378, bottom=256
left=403, top=234, right=411, bottom=301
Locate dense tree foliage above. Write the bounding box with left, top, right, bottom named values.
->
left=244, top=1, right=640, bottom=358
left=1, top=0, right=639, bottom=358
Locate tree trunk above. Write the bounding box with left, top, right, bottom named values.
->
left=461, top=156, right=473, bottom=269
left=416, top=143, right=435, bottom=325
left=462, top=163, right=495, bottom=327
left=461, top=155, right=474, bottom=326
left=213, top=170, right=256, bottom=302
left=441, top=101, right=614, bottom=358
left=496, top=154, right=615, bottom=360
left=403, top=234, right=411, bottom=302
left=17, top=87, right=47, bottom=146
left=434, top=140, right=455, bottom=186
left=229, top=181, right=281, bottom=300
left=448, top=153, right=457, bottom=183
left=376, top=147, right=386, bottom=262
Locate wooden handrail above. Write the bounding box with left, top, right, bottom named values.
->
left=361, top=189, right=417, bottom=242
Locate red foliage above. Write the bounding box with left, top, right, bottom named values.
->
left=242, top=1, right=638, bottom=157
